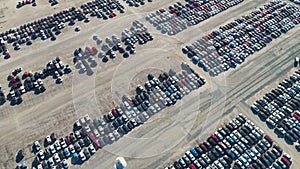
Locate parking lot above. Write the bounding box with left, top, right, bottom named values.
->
left=166, top=114, right=292, bottom=169
left=28, top=63, right=206, bottom=169
left=182, top=0, right=300, bottom=76
left=250, top=69, right=300, bottom=149
left=0, top=0, right=300, bottom=169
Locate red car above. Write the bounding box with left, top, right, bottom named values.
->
left=292, top=113, right=300, bottom=121
left=111, top=109, right=119, bottom=118
left=189, top=163, right=197, bottom=169
left=5, top=52, right=11, bottom=58
left=211, top=134, right=219, bottom=142
left=199, top=143, right=208, bottom=152
left=281, top=157, right=291, bottom=167
left=159, top=9, right=166, bottom=13
left=65, top=136, right=72, bottom=145
left=88, top=132, right=97, bottom=142
left=264, top=135, right=274, bottom=144
left=93, top=140, right=101, bottom=150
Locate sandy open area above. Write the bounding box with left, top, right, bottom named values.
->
left=0, top=0, right=300, bottom=169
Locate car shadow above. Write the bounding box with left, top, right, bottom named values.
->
left=284, top=137, right=294, bottom=145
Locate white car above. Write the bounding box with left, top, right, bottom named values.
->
left=149, top=106, right=156, bottom=114
left=94, top=129, right=100, bottom=138
left=142, top=112, right=149, bottom=120
left=20, top=86, right=26, bottom=93
left=75, top=131, right=81, bottom=139
left=183, top=86, right=190, bottom=93
left=34, top=141, right=41, bottom=151
left=45, top=135, right=52, bottom=145
left=153, top=103, right=161, bottom=112
left=37, top=164, right=43, bottom=169
left=60, top=140, right=67, bottom=149
left=62, top=159, right=68, bottom=168
left=98, top=126, right=105, bottom=135
left=88, top=144, right=96, bottom=154
left=49, top=145, right=56, bottom=154
left=48, top=157, right=54, bottom=167
left=54, top=141, right=61, bottom=151
left=79, top=151, right=86, bottom=161
left=108, top=133, right=115, bottom=142
left=129, top=110, right=137, bottom=117
left=125, top=111, right=132, bottom=119
left=185, top=151, right=195, bottom=161
left=133, top=107, right=140, bottom=114
left=69, top=145, right=75, bottom=154
left=53, top=153, right=61, bottom=163
left=113, top=130, right=121, bottom=139
left=38, top=150, right=45, bottom=160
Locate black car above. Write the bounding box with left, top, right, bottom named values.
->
left=225, top=123, right=234, bottom=132
left=222, top=127, right=231, bottom=136
left=122, top=125, right=130, bottom=134
left=50, top=133, right=57, bottom=142
left=68, top=135, right=76, bottom=144
left=103, top=114, right=112, bottom=123
left=195, top=146, right=205, bottom=154
left=211, top=148, right=221, bottom=158
left=241, top=126, right=250, bottom=135
left=198, top=157, right=207, bottom=167
left=207, top=137, right=217, bottom=146
left=207, top=151, right=217, bottom=162
left=173, top=161, right=182, bottom=169
left=83, top=136, right=91, bottom=146
left=260, top=156, right=271, bottom=167
left=57, top=150, right=65, bottom=160
left=127, top=122, right=134, bottom=130
left=113, top=120, right=120, bottom=128
left=203, top=142, right=213, bottom=150
left=238, top=129, right=247, bottom=137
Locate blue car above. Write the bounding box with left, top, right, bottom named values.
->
left=190, top=148, right=199, bottom=158
left=226, top=149, right=235, bottom=159
left=165, top=91, right=171, bottom=97
left=167, top=87, right=173, bottom=93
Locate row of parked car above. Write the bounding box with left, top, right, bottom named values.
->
left=16, top=0, right=36, bottom=8
left=251, top=69, right=300, bottom=148
left=146, top=0, right=244, bottom=35
left=165, top=114, right=292, bottom=169
left=80, top=0, right=125, bottom=18
left=73, top=21, right=153, bottom=73
left=183, top=0, right=300, bottom=76
left=77, top=63, right=206, bottom=149
left=27, top=63, right=205, bottom=169
left=4, top=57, right=71, bottom=106
left=0, top=0, right=125, bottom=59
left=123, top=0, right=153, bottom=7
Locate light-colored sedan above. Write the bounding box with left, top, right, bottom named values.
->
left=79, top=151, right=86, bottom=161
left=88, top=144, right=96, bottom=155
left=53, top=153, right=61, bottom=163
left=108, top=133, right=116, bottom=142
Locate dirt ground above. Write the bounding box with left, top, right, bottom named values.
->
left=0, top=0, right=300, bottom=169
